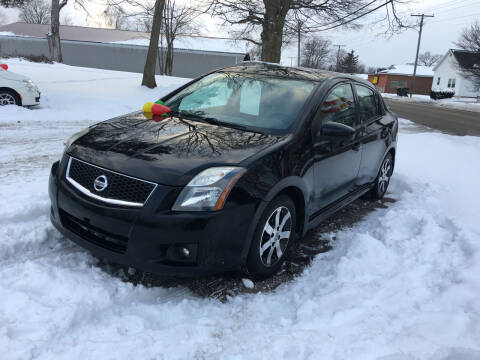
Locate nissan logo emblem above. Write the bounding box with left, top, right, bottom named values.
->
left=93, top=175, right=108, bottom=192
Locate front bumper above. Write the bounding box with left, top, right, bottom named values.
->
left=18, top=86, right=40, bottom=106
left=49, top=159, right=256, bottom=277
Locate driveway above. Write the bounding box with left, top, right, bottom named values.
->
left=385, top=98, right=480, bottom=136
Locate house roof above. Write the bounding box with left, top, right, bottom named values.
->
left=433, top=49, right=480, bottom=71
left=0, top=22, right=247, bottom=54
left=378, top=64, right=434, bottom=77
left=452, top=50, right=480, bottom=70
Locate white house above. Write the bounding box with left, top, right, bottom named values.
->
left=432, top=49, right=480, bottom=98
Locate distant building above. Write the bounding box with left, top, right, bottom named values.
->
left=432, top=49, right=480, bottom=98
left=368, top=65, right=434, bottom=95
left=0, top=22, right=247, bottom=78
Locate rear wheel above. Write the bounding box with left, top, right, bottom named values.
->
left=0, top=89, right=21, bottom=106
left=246, top=195, right=296, bottom=278
left=368, top=153, right=393, bottom=200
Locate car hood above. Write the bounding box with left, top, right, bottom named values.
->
left=69, top=112, right=283, bottom=186
left=0, top=68, right=30, bottom=82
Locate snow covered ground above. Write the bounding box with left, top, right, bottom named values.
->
left=0, top=58, right=189, bottom=122
left=382, top=93, right=480, bottom=113
left=1, top=61, right=480, bottom=360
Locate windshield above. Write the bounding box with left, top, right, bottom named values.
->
left=163, top=72, right=317, bottom=134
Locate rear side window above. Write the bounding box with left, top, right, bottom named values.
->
left=320, top=83, right=357, bottom=127
left=355, top=85, right=379, bottom=123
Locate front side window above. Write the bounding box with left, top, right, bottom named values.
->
left=320, top=83, right=357, bottom=127
left=355, top=85, right=379, bottom=123
left=164, top=72, right=316, bottom=134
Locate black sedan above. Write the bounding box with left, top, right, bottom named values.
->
left=49, top=62, right=397, bottom=278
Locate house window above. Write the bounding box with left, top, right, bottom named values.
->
left=447, top=78, right=456, bottom=88
left=452, top=78, right=456, bottom=88
left=437, top=77, right=441, bottom=85
left=390, top=80, right=408, bottom=88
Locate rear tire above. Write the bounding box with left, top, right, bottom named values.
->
left=246, top=195, right=296, bottom=278
left=0, top=89, right=21, bottom=106
left=368, top=153, right=393, bottom=200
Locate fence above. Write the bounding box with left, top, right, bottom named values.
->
left=0, top=35, right=243, bottom=78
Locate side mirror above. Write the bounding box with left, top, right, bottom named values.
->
left=321, top=122, right=355, bottom=140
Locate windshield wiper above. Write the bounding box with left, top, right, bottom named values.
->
left=174, top=111, right=221, bottom=125
left=171, top=111, right=265, bottom=134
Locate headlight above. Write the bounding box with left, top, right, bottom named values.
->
left=22, top=79, right=36, bottom=91
left=62, top=128, right=89, bottom=158
left=172, top=167, right=246, bottom=211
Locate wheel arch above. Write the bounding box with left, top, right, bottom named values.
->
left=240, top=177, right=309, bottom=265
left=0, top=87, right=22, bottom=106
left=388, top=147, right=396, bottom=173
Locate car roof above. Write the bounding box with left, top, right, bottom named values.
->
left=221, top=61, right=372, bottom=86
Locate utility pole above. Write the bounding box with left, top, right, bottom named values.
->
left=334, top=44, right=345, bottom=72
left=297, top=21, right=301, bottom=66
left=410, top=14, right=434, bottom=98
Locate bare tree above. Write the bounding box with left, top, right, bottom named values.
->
left=48, top=0, right=88, bottom=62
left=205, top=0, right=408, bottom=63
left=20, top=0, right=50, bottom=24
left=1, top=0, right=28, bottom=6
left=142, top=0, right=165, bottom=88
left=455, top=21, right=480, bottom=91
left=456, top=20, right=480, bottom=52
left=162, top=0, right=199, bottom=75
left=103, top=0, right=167, bottom=85
left=418, top=51, right=441, bottom=67
left=60, top=13, right=73, bottom=25
left=103, top=4, right=129, bottom=29
left=301, top=37, right=331, bottom=69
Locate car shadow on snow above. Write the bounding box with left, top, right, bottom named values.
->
left=96, top=196, right=396, bottom=302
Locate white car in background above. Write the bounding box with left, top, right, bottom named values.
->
left=0, top=64, right=40, bottom=107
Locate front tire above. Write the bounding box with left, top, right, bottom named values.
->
left=0, top=89, right=21, bottom=106
left=246, top=195, right=296, bottom=278
left=368, top=153, right=393, bottom=200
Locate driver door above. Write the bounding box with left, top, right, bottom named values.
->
left=311, top=82, right=362, bottom=211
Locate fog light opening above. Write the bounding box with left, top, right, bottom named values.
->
left=179, top=247, right=190, bottom=259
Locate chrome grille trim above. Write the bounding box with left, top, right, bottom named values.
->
left=65, top=156, right=157, bottom=207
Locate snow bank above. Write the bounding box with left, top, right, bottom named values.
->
left=0, top=58, right=190, bottom=122
left=1, top=61, right=480, bottom=359
left=382, top=93, right=480, bottom=113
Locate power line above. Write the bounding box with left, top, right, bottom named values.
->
left=310, top=0, right=394, bottom=32
left=307, top=0, right=379, bottom=29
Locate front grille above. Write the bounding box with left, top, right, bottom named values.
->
left=66, top=157, right=156, bottom=207
left=60, top=210, right=128, bottom=253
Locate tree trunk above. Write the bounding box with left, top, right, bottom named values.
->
left=260, top=0, right=290, bottom=63
left=142, top=0, right=166, bottom=88
left=49, top=0, right=63, bottom=62
left=166, top=42, right=173, bottom=75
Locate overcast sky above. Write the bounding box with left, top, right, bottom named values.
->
left=280, top=0, right=480, bottom=68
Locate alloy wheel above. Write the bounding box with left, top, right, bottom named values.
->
left=0, top=93, right=17, bottom=106
left=259, top=206, right=292, bottom=267
left=378, top=158, right=392, bottom=195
